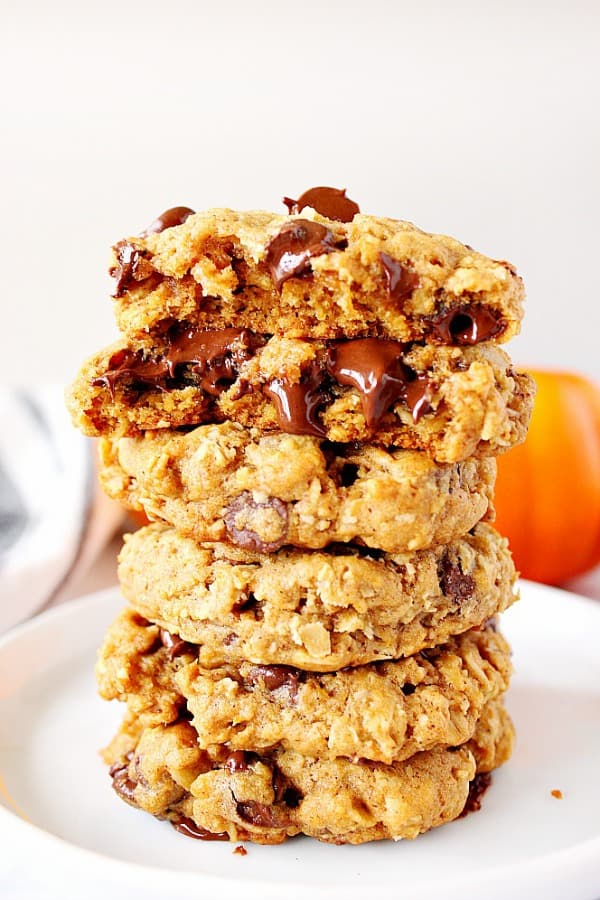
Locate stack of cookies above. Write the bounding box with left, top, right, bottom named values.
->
left=67, top=188, right=534, bottom=845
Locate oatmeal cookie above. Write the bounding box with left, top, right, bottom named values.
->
left=102, top=698, right=513, bottom=844
left=100, top=422, right=496, bottom=553
left=67, top=334, right=534, bottom=463
left=108, top=197, right=524, bottom=345
left=118, top=523, right=517, bottom=670
left=97, top=608, right=511, bottom=765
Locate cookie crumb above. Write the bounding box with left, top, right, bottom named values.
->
left=550, top=789, right=563, bottom=799
left=233, top=845, right=248, bottom=856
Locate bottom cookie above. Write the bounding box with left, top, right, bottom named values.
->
left=104, top=698, right=513, bottom=845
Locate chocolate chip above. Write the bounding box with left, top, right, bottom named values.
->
left=326, top=338, right=409, bottom=428
left=111, top=767, right=138, bottom=805
left=140, top=206, right=195, bottom=236
left=380, top=252, right=420, bottom=302
left=93, top=326, right=260, bottom=398
left=246, top=665, right=301, bottom=700
left=269, top=764, right=303, bottom=809
left=459, top=772, right=492, bottom=818
left=263, top=362, right=328, bottom=438
left=163, top=325, right=260, bottom=396
left=438, top=557, right=476, bottom=602
left=110, top=241, right=149, bottom=298
left=404, top=372, right=433, bottom=422
left=224, top=492, right=289, bottom=553
left=339, top=462, right=359, bottom=487
left=282, top=186, right=360, bottom=222
left=401, top=683, right=416, bottom=696
left=159, top=628, right=195, bottom=659
left=430, top=305, right=504, bottom=344
left=225, top=750, right=253, bottom=773
left=172, top=816, right=229, bottom=841
left=264, top=219, right=338, bottom=289
left=235, top=800, right=290, bottom=828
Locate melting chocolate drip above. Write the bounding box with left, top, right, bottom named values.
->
left=326, top=338, right=431, bottom=428
left=93, top=326, right=259, bottom=398
left=111, top=241, right=148, bottom=298
left=159, top=628, right=194, bottom=659
left=430, top=304, right=504, bottom=344
left=264, top=219, right=338, bottom=289
left=404, top=374, right=433, bottom=422
left=380, top=252, right=420, bottom=303
left=263, top=363, right=328, bottom=438
left=140, top=206, right=195, bottom=236
left=172, top=816, right=229, bottom=841
left=282, top=186, right=360, bottom=222
left=246, top=665, right=301, bottom=700
left=460, top=772, right=492, bottom=818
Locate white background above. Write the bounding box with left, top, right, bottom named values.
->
left=1, top=0, right=599, bottom=387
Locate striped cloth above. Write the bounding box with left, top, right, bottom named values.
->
left=0, top=387, right=124, bottom=632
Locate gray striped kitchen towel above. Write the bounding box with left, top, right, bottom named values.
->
left=0, top=386, right=124, bottom=632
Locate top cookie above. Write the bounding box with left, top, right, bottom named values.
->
left=110, top=188, right=524, bottom=344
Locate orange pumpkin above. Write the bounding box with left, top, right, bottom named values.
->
left=494, top=370, right=600, bottom=585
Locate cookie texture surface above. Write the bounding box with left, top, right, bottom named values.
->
left=109, top=206, right=524, bottom=345
left=97, top=609, right=512, bottom=765
left=100, top=423, right=496, bottom=553
left=118, top=522, right=517, bottom=670
left=68, top=335, right=534, bottom=463
left=102, top=698, right=513, bottom=845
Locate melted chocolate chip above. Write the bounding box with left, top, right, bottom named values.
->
left=110, top=241, right=148, bottom=298
left=327, top=338, right=416, bottom=428
left=380, top=252, right=420, bottom=303
left=159, top=628, right=194, bottom=659
left=246, top=665, right=301, bottom=700
left=460, top=771, right=492, bottom=817
left=92, top=348, right=168, bottom=398
left=282, top=186, right=359, bottom=222
left=93, top=326, right=259, bottom=398
left=224, top=492, right=289, bottom=553
left=281, top=786, right=302, bottom=808
left=438, top=557, right=476, bottom=602
left=172, top=816, right=229, bottom=841
left=164, top=325, right=258, bottom=395
left=404, top=373, right=433, bottom=422
left=401, top=683, right=416, bottom=696
left=111, top=767, right=138, bottom=805
left=430, top=305, right=504, bottom=345
left=140, top=206, right=195, bottom=236
left=264, top=219, right=338, bottom=289
left=338, top=462, right=359, bottom=487
left=263, top=363, right=327, bottom=438
left=225, top=750, right=253, bottom=773
left=236, top=800, right=284, bottom=828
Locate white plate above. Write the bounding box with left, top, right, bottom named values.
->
left=1, top=583, right=600, bottom=900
